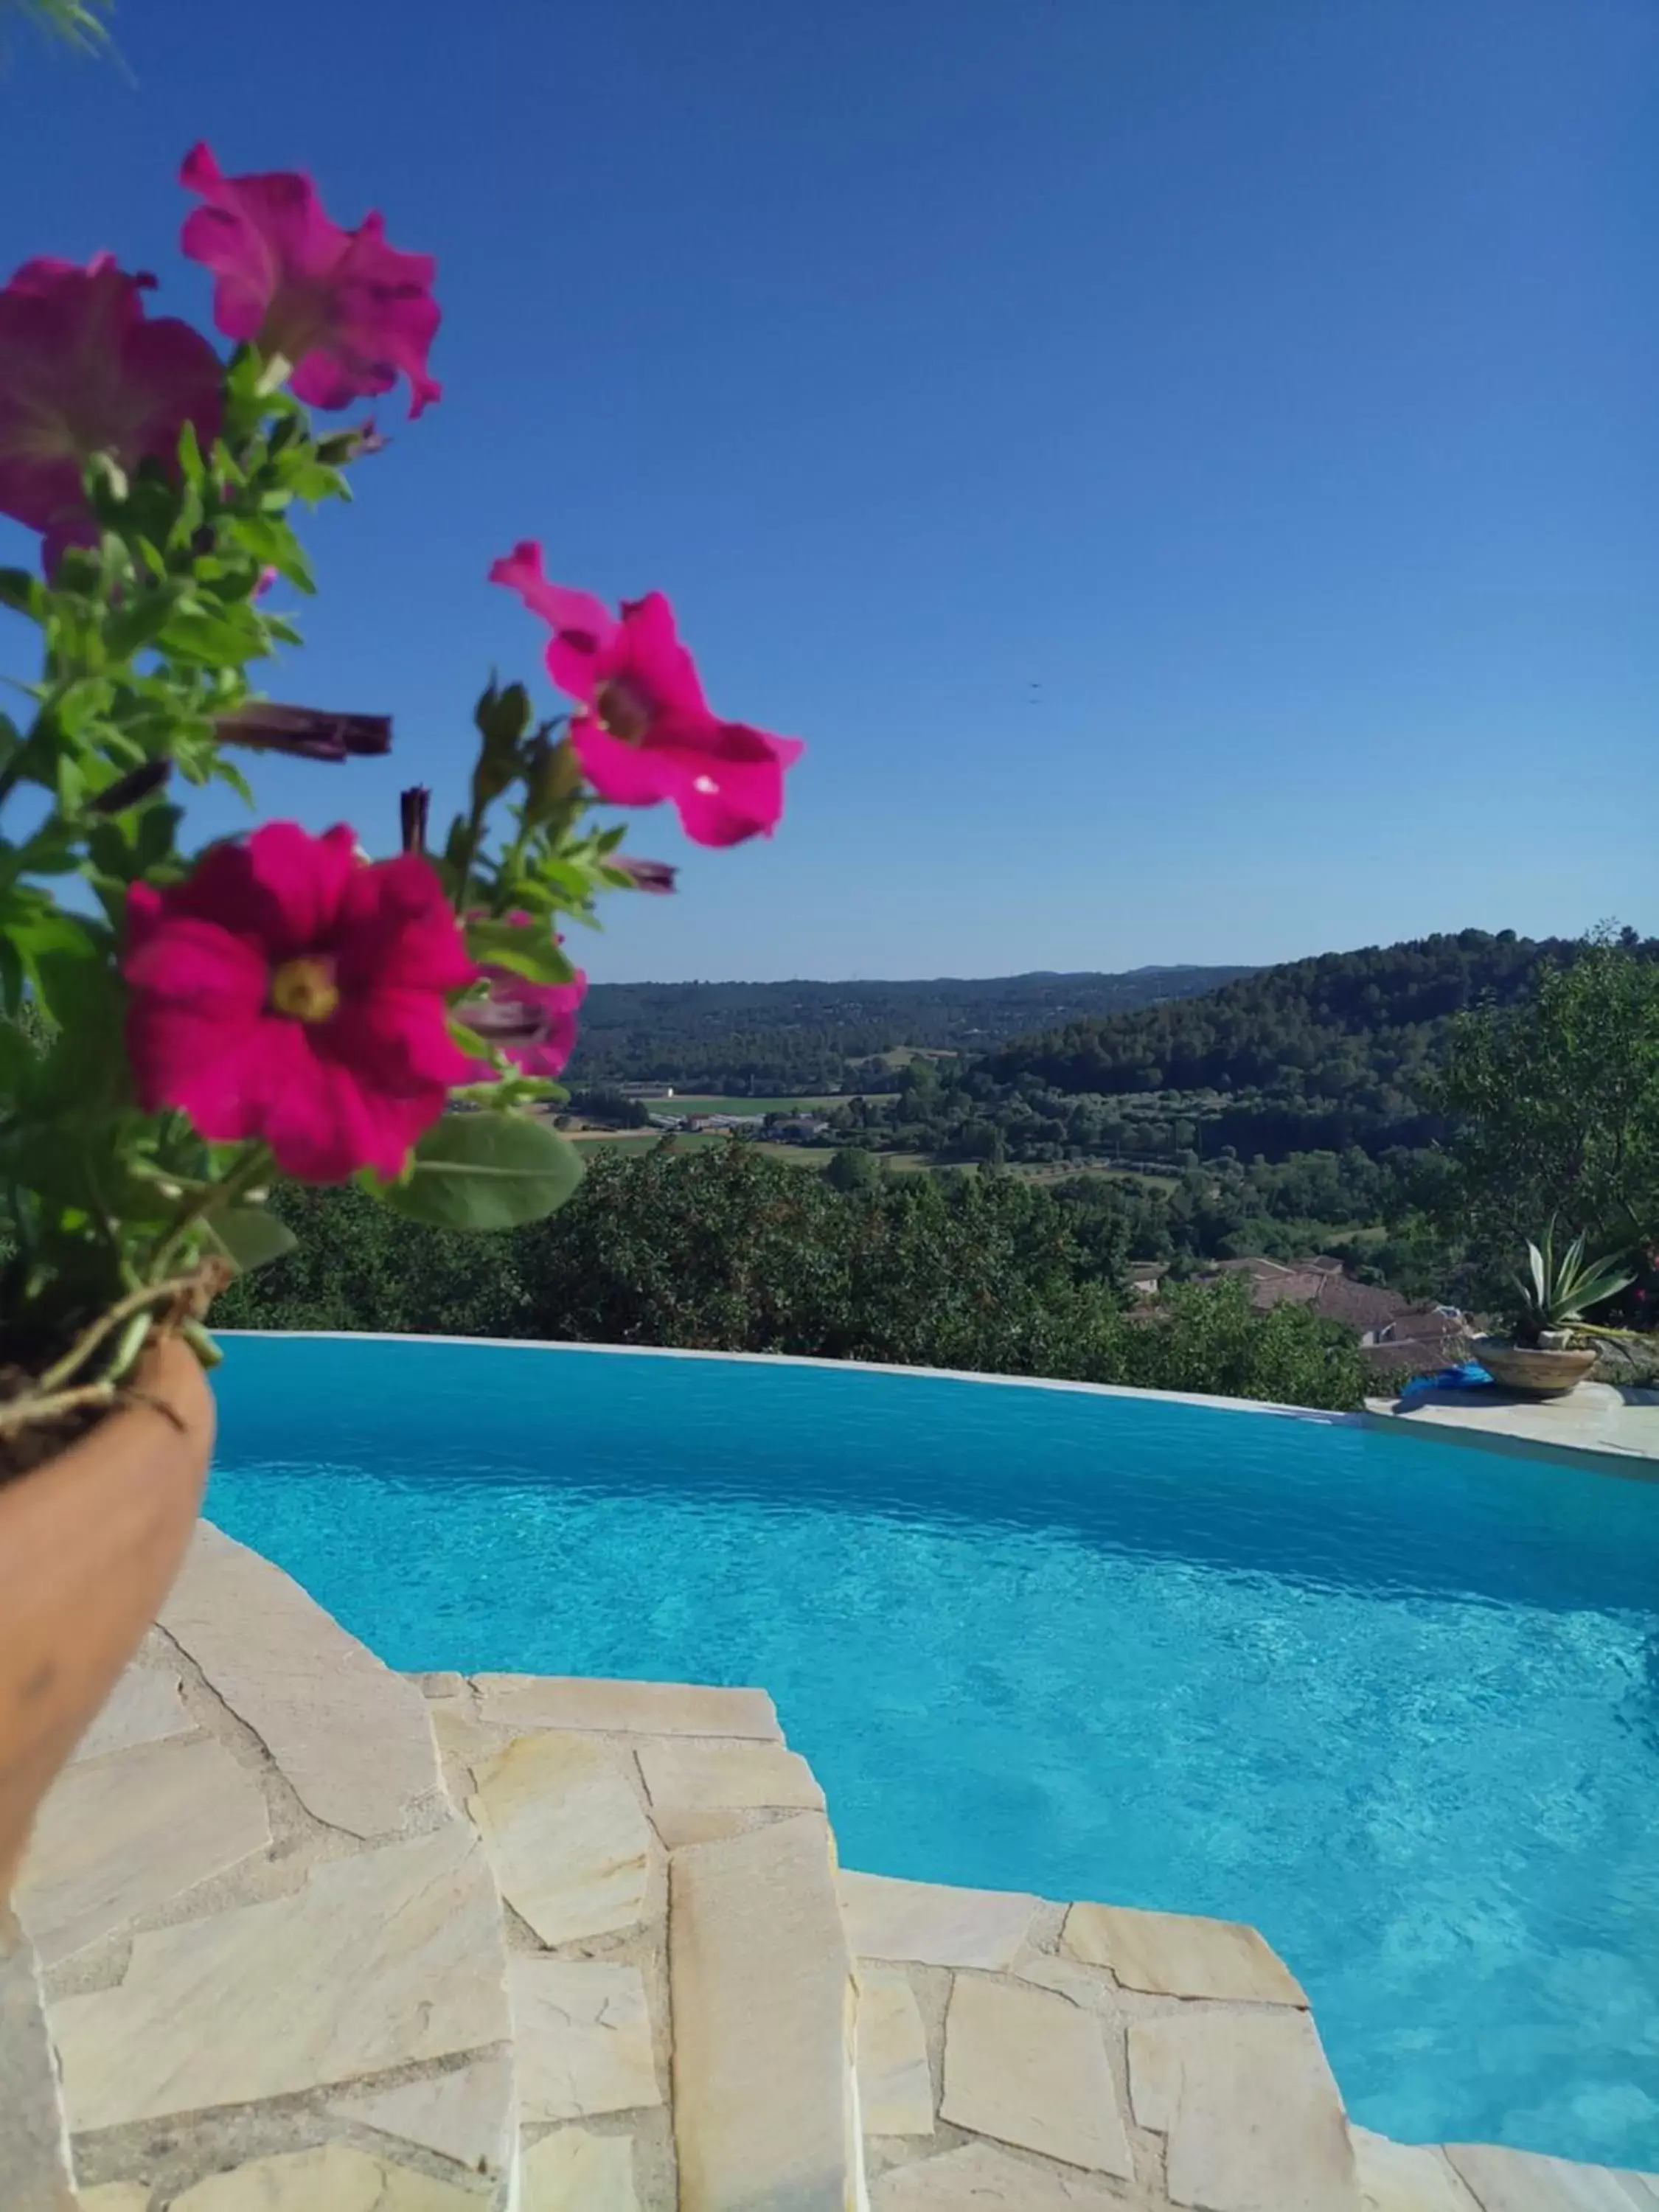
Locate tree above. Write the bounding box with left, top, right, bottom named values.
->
left=824, top=1146, right=882, bottom=1194
left=1428, top=933, right=1659, bottom=1289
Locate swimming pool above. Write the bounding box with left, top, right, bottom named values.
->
left=208, top=1332, right=1659, bottom=2166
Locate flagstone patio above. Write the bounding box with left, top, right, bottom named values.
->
left=7, top=1523, right=1658, bottom=2211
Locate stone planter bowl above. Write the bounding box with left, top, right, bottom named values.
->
left=1473, top=1338, right=1600, bottom=1399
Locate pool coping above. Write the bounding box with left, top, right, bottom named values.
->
left=1363, top=1388, right=1659, bottom=1484
left=214, top=1330, right=1360, bottom=1427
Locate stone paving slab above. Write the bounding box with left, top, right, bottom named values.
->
left=1063, top=1902, right=1307, bottom=2008
left=1, top=1905, right=77, bottom=2212
left=841, top=1870, right=1037, bottom=1970
left=856, top=1964, right=936, bottom=2138
left=469, top=1732, right=658, bottom=1948
left=1352, top=2128, right=1481, bottom=2210
left=1130, top=2006, right=1358, bottom=2212
left=166, top=2142, right=487, bottom=2209
left=669, top=1814, right=858, bottom=2212
left=874, top=2141, right=1161, bottom=2209
left=941, top=1969, right=1134, bottom=2178
left=330, top=2053, right=516, bottom=2181
left=512, top=1956, right=662, bottom=2124
left=1444, top=2145, right=1659, bottom=2210
left=71, top=1660, right=195, bottom=1764
left=51, top=1820, right=509, bottom=2131
left=473, top=1674, right=781, bottom=1741
left=20, top=1735, right=271, bottom=1968
left=520, top=2128, right=641, bottom=2212
left=636, top=1736, right=824, bottom=1826
left=161, top=1526, right=442, bottom=1841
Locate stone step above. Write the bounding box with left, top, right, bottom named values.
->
left=669, top=1812, right=863, bottom=2212
left=18, top=1527, right=517, bottom=2208
left=846, top=1871, right=1360, bottom=2212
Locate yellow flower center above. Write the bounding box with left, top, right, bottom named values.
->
left=268, top=956, right=339, bottom=1024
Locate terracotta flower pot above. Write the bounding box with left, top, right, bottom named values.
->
left=0, top=1338, right=214, bottom=1894
left=1472, top=1336, right=1600, bottom=1399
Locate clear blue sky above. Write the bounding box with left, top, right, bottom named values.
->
left=1, top=0, right=1654, bottom=981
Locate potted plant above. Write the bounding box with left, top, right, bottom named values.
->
left=1473, top=1227, right=1635, bottom=1397
left=0, top=145, right=801, bottom=1886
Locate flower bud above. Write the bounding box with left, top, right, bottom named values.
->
left=523, top=735, right=583, bottom=824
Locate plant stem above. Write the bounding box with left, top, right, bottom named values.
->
left=151, top=1142, right=274, bottom=1276
left=453, top=794, right=490, bottom=918
left=29, top=1269, right=216, bottom=1400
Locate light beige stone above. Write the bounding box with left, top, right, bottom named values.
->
left=636, top=1736, right=824, bottom=1822
left=1143, top=2006, right=1358, bottom=2212
left=330, top=2052, right=514, bottom=2176
left=841, top=1870, right=1037, bottom=1970
left=1445, top=2145, right=1659, bottom=2211
left=74, top=2188, right=150, bottom=2211
left=520, top=2128, right=640, bottom=2212
left=474, top=1673, right=780, bottom=1740
left=72, top=1663, right=193, bottom=1763
left=669, top=1814, right=857, bottom=2212
left=1, top=1907, right=77, bottom=2212
left=160, top=1523, right=440, bottom=1840
left=167, top=2143, right=481, bottom=2210
left=640, top=1801, right=771, bottom=1849
left=1014, top=1951, right=1127, bottom=2018
left=52, top=1819, right=509, bottom=2131
left=411, top=1672, right=467, bottom=1699
left=857, top=1965, right=934, bottom=2137
left=18, top=1735, right=271, bottom=1967
left=1352, top=2129, right=1481, bottom=2211
left=940, top=1971, right=1133, bottom=2177
left=468, top=1732, right=655, bottom=1947
left=512, top=1957, right=661, bottom=2122
left=1125, top=2016, right=1183, bottom=2134
left=1064, top=1902, right=1307, bottom=2007
left=874, top=2140, right=1158, bottom=2210
left=427, top=1698, right=498, bottom=1768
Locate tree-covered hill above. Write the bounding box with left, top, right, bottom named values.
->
left=979, top=929, right=1644, bottom=1102
left=568, top=965, right=1254, bottom=1090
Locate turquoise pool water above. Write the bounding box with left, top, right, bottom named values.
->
left=208, top=1333, right=1659, bottom=2165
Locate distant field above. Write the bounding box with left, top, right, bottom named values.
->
left=568, top=1130, right=727, bottom=1153
left=639, top=1093, right=894, bottom=1116
left=644, top=1093, right=845, bottom=1116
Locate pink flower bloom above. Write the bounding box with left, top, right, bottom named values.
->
left=463, top=919, right=588, bottom=1079
left=489, top=540, right=804, bottom=848
left=123, top=821, right=479, bottom=1183
left=180, top=144, right=440, bottom=419
left=0, top=255, right=223, bottom=569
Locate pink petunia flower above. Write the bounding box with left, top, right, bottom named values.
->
left=123, top=821, right=480, bottom=1183
left=180, top=143, right=440, bottom=419
left=461, top=917, right=588, bottom=1079
left=0, top=255, right=223, bottom=569
left=489, top=540, right=803, bottom=848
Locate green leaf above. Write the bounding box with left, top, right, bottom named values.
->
left=177, top=417, right=206, bottom=488
left=379, top=1111, right=585, bottom=1231
left=0, top=570, right=44, bottom=619
left=464, top=919, right=576, bottom=987
left=105, top=584, right=190, bottom=662
left=207, top=1207, right=299, bottom=1273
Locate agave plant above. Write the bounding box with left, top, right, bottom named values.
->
left=1511, top=1225, right=1635, bottom=1347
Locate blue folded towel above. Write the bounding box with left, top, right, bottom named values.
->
left=1399, top=1362, right=1492, bottom=1403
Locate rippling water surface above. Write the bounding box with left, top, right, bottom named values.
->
left=209, top=1333, right=1659, bottom=2163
